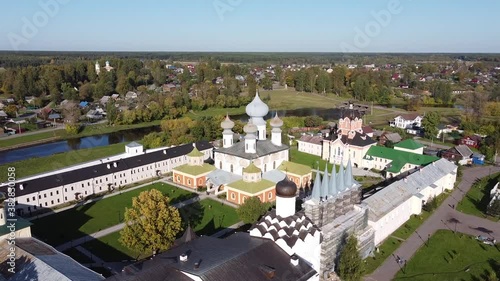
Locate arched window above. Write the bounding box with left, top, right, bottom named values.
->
left=219, top=162, right=222, bottom=169
left=231, top=193, right=235, bottom=199
left=230, top=164, right=233, bottom=173
left=273, top=161, right=276, bottom=169
left=264, top=164, right=267, bottom=172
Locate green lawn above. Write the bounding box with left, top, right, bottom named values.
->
left=82, top=198, right=239, bottom=262
left=0, top=130, right=65, bottom=148
left=179, top=198, right=240, bottom=236
left=265, top=89, right=344, bottom=110
left=82, top=231, right=146, bottom=262
left=31, top=182, right=195, bottom=246
left=289, top=147, right=330, bottom=170
left=0, top=143, right=127, bottom=182
left=185, top=89, right=345, bottom=119
left=457, top=172, right=500, bottom=222
left=393, top=230, right=500, bottom=281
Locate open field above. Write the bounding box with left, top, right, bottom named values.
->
left=289, top=146, right=329, bottom=170
left=186, top=89, right=348, bottom=119
left=393, top=230, right=500, bottom=281
left=31, top=182, right=195, bottom=246
left=82, top=198, right=239, bottom=262
left=179, top=198, right=240, bottom=236
left=0, top=142, right=127, bottom=182
left=457, top=172, right=500, bottom=222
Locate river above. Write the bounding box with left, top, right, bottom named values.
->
left=0, top=126, right=160, bottom=165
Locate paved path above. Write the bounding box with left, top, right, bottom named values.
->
left=365, top=165, right=500, bottom=281
left=413, top=137, right=452, bottom=150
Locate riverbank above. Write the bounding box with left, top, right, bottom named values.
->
left=0, top=142, right=127, bottom=182
left=0, top=120, right=161, bottom=151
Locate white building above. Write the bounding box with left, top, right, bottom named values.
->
left=488, top=182, right=499, bottom=207
left=322, top=117, right=376, bottom=168
left=0, top=141, right=213, bottom=216
left=364, top=158, right=457, bottom=245
left=213, top=93, right=289, bottom=176
left=390, top=113, right=423, bottom=129
left=297, top=134, right=323, bottom=156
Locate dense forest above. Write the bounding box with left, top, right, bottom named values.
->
left=2, top=51, right=500, bottom=67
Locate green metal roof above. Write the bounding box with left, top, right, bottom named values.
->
left=278, top=161, right=312, bottom=175
left=227, top=179, right=276, bottom=194
left=243, top=162, right=261, bottom=173
left=174, top=163, right=215, bottom=175
left=394, top=139, right=424, bottom=150
left=187, top=147, right=204, bottom=157
left=366, top=146, right=439, bottom=173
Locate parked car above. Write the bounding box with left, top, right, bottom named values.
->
left=476, top=235, right=496, bottom=246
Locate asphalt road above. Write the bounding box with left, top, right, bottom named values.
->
left=365, top=165, right=500, bottom=281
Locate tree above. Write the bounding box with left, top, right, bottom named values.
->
left=423, top=196, right=439, bottom=212
left=79, top=82, right=94, bottom=100
left=261, top=75, right=273, bottom=90
left=430, top=81, right=452, bottom=104
left=352, top=75, right=372, bottom=101
left=65, top=123, right=80, bottom=135
left=119, top=189, right=183, bottom=255
left=487, top=200, right=500, bottom=217
left=236, top=197, right=268, bottom=224
left=337, top=234, right=363, bottom=281
left=247, top=75, right=256, bottom=96
left=106, top=100, right=119, bottom=125
left=62, top=101, right=81, bottom=124
left=422, top=111, right=441, bottom=139
left=304, top=115, right=323, bottom=127
left=4, top=104, right=18, bottom=118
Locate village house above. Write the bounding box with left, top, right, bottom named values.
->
left=378, top=132, right=402, bottom=145
left=441, top=144, right=474, bottom=165
left=362, top=144, right=439, bottom=178
left=459, top=135, right=481, bottom=149
left=297, top=134, right=323, bottom=156
left=390, top=113, right=423, bottom=129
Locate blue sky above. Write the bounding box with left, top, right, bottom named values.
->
left=0, top=0, right=499, bottom=52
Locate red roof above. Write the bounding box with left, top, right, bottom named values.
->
left=362, top=126, right=373, bottom=134
left=398, top=113, right=421, bottom=121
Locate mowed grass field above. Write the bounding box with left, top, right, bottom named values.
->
left=31, top=182, right=195, bottom=246
left=393, top=230, right=500, bottom=281
left=458, top=173, right=500, bottom=222
left=82, top=198, right=239, bottom=262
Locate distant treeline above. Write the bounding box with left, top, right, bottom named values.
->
left=1, top=51, right=500, bottom=68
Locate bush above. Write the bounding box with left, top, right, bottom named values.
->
left=423, top=196, right=439, bottom=212
left=65, top=123, right=81, bottom=135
